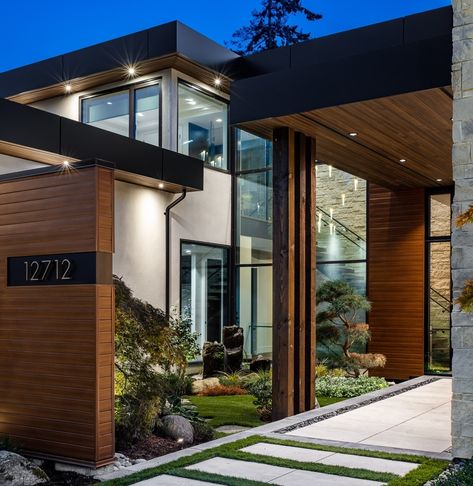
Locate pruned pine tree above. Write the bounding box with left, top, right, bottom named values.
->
left=316, top=280, right=386, bottom=377
left=227, top=0, right=322, bottom=55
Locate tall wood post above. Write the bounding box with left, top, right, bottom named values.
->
left=272, top=127, right=316, bottom=419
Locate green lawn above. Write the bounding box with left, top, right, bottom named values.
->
left=188, top=395, right=345, bottom=429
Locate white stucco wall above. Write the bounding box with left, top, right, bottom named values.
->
left=113, top=167, right=231, bottom=311
left=31, top=93, right=80, bottom=120
left=0, top=154, right=47, bottom=174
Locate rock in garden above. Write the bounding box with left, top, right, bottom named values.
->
left=0, top=451, right=49, bottom=485
left=223, top=326, right=244, bottom=372
left=250, top=354, right=271, bottom=372
left=192, top=377, right=220, bottom=394
left=161, top=415, right=194, bottom=444
left=202, top=341, right=225, bottom=378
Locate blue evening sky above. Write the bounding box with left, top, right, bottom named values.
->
left=0, top=0, right=450, bottom=72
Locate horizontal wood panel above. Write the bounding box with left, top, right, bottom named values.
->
left=368, top=184, right=425, bottom=380
left=0, top=166, right=115, bottom=466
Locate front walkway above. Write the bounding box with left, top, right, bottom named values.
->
left=99, top=376, right=452, bottom=485
left=287, top=378, right=451, bottom=454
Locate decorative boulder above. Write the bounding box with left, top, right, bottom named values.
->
left=223, top=326, right=244, bottom=373
left=250, top=354, right=272, bottom=372
left=0, top=451, right=49, bottom=486
left=202, top=341, right=225, bottom=378
left=161, top=415, right=194, bottom=445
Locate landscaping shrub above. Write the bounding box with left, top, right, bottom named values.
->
left=199, top=384, right=248, bottom=396
left=316, top=376, right=389, bottom=398
left=218, top=371, right=250, bottom=388
left=315, top=362, right=345, bottom=378
left=192, top=421, right=216, bottom=443
left=114, top=276, right=199, bottom=448
left=246, top=370, right=272, bottom=421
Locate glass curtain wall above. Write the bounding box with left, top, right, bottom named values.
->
left=180, top=242, right=229, bottom=352
left=426, top=192, right=452, bottom=373
left=82, top=82, right=160, bottom=145
left=235, top=129, right=273, bottom=358
left=178, top=83, right=228, bottom=171
left=315, top=164, right=367, bottom=360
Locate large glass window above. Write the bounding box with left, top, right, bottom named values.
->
left=82, top=90, right=129, bottom=137
left=82, top=82, right=160, bottom=145
left=134, top=84, right=160, bottom=145
left=235, top=129, right=273, bottom=358
left=178, top=83, right=228, bottom=171
left=180, top=242, right=229, bottom=352
left=426, top=192, right=452, bottom=374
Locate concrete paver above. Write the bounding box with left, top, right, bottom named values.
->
left=133, top=474, right=219, bottom=485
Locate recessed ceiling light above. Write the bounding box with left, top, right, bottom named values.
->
left=107, top=101, right=113, bottom=105
left=62, top=160, right=70, bottom=167
left=64, top=84, right=72, bottom=93
left=127, top=66, right=136, bottom=76
left=399, top=158, right=407, bottom=163
left=349, top=132, right=358, bottom=137
left=216, top=118, right=222, bottom=123
left=214, top=77, right=222, bottom=87
left=137, top=112, right=144, bottom=117
left=436, top=178, right=443, bottom=182
left=158, top=183, right=164, bottom=189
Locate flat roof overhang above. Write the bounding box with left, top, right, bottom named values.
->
left=0, top=98, right=203, bottom=192
left=0, top=21, right=239, bottom=104
left=231, top=7, right=453, bottom=188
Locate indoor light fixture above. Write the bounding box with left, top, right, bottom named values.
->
left=216, top=118, right=223, bottom=123
left=64, top=84, right=72, bottom=93
left=137, top=112, right=144, bottom=117
left=349, top=132, right=358, bottom=137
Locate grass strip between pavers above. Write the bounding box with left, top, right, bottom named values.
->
left=171, top=468, right=269, bottom=486
left=98, top=435, right=449, bottom=486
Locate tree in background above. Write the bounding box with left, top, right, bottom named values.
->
left=455, top=206, right=473, bottom=311
left=316, top=280, right=386, bottom=377
left=227, top=0, right=322, bottom=55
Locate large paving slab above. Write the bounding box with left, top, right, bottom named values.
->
left=241, top=442, right=418, bottom=476
left=186, top=457, right=384, bottom=485
left=134, top=474, right=219, bottom=485
left=288, top=378, right=452, bottom=453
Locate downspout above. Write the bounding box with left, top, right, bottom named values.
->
left=165, top=189, right=187, bottom=318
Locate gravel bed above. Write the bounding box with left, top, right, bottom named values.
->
left=277, top=377, right=440, bottom=433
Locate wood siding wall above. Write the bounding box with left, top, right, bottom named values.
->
left=368, top=184, right=425, bottom=380
left=273, top=128, right=317, bottom=419
left=0, top=166, right=115, bottom=467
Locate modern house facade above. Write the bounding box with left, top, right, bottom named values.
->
left=1, top=2, right=471, bottom=465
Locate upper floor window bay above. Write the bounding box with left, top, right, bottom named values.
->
left=81, top=82, right=161, bottom=146
left=178, top=82, right=229, bottom=171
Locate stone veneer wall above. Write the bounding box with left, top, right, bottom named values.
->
left=452, top=0, right=473, bottom=459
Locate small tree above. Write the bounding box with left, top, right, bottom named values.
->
left=455, top=205, right=473, bottom=311
left=316, top=280, right=386, bottom=377
left=227, top=0, right=322, bottom=55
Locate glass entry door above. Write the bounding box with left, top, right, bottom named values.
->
left=180, top=242, right=229, bottom=351
left=426, top=192, right=452, bottom=374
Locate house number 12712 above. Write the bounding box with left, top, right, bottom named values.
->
left=24, top=259, right=73, bottom=282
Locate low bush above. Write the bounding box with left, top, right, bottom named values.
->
left=315, top=363, right=345, bottom=378
left=199, top=384, right=248, bottom=396
left=218, top=371, right=250, bottom=388
left=316, top=376, right=389, bottom=398
left=192, top=421, right=216, bottom=443
left=246, top=370, right=272, bottom=421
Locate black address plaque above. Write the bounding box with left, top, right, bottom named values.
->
left=7, top=252, right=97, bottom=286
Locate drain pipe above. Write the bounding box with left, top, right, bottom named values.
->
left=165, top=189, right=187, bottom=318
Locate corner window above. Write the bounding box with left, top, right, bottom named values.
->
left=180, top=242, right=229, bottom=351
left=178, top=83, right=228, bottom=171
left=81, top=82, right=160, bottom=146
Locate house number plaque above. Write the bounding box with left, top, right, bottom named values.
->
left=7, top=252, right=97, bottom=286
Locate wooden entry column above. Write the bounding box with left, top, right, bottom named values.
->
left=272, top=127, right=317, bottom=419
left=0, top=160, right=115, bottom=467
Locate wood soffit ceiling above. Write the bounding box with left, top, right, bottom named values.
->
left=240, top=87, right=453, bottom=189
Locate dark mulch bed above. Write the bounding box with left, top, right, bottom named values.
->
left=42, top=461, right=97, bottom=486
left=119, top=434, right=182, bottom=461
